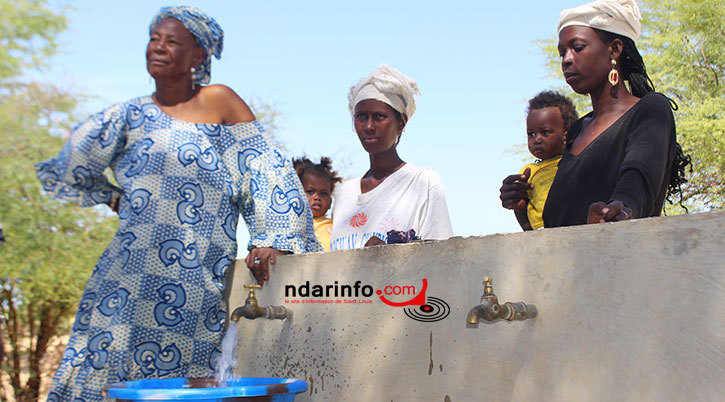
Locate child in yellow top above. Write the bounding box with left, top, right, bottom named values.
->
left=515, top=91, right=578, bottom=230
left=293, top=156, right=342, bottom=251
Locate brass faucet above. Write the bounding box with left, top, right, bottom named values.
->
left=466, top=277, right=537, bottom=325
left=230, top=285, right=291, bottom=321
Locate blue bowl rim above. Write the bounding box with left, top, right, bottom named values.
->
left=105, top=377, right=308, bottom=399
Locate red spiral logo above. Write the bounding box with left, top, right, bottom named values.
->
left=349, top=212, right=368, bottom=228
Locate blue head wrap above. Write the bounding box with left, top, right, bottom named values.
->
left=150, top=6, right=224, bottom=85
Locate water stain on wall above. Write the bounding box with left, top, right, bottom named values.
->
left=429, top=331, right=434, bottom=375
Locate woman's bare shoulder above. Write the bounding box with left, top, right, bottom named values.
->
left=201, top=84, right=237, bottom=98
left=200, top=84, right=255, bottom=123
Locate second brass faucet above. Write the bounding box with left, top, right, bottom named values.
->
left=230, top=285, right=291, bottom=321
left=466, top=277, right=537, bottom=325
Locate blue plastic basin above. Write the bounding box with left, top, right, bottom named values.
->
left=105, top=377, right=308, bottom=402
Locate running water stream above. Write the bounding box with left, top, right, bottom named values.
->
left=214, top=323, right=239, bottom=384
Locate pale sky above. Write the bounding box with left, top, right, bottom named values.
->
left=38, top=0, right=582, bottom=248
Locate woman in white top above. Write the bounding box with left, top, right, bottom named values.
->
left=330, top=63, right=453, bottom=250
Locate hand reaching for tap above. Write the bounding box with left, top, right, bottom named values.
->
left=245, top=248, right=286, bottom=285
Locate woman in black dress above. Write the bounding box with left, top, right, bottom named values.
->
left=500, top=0, right=688, bottom=227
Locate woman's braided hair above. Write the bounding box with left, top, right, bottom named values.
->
left=597, top=29, right=692, bottom=210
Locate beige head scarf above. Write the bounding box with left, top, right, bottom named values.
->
left=558, top=0, right=642, bottom=42
left=348, top=63, right=420, bottom=120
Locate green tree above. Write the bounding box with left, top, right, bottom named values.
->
left=639, top=0, right=724, bottom=210
left=535, top=0, right=724, bottom=212
left=0, top=0, right=67, bottom=82
left=0, top=87, right=117, bottom=402
left=0, top=2, right=116, bottom=401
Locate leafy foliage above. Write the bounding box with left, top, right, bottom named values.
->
left=0, top=1, right=116, bottom=401
left=0, top=0, right=68, bottom=81
left=0, top=82, right=117, bottom=402
left=639, top=0, right=724, bottom=210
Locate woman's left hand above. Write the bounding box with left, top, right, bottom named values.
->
left=107, top=198, right=120, bottom=214
left=587, top=200, right=633, bottom=224
left=364, top=236, right=386, bottom=247
left=245, top=248, right=285, bottom=285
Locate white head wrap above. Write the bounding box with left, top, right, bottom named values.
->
left=558, top=0, right=642, bottom=43
left=348, top=63, right=420, bottom=120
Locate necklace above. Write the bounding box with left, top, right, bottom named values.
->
left=364, top=162, right=406, bottom=181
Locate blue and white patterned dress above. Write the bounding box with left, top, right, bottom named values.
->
left=36, top=96, right=321, bottom=401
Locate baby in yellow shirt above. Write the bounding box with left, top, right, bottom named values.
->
left=293, top=156, right=342, bottom=251
left=515, top=91, right=578, bottom=230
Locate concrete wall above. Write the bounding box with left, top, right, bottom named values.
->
left=228, top=212, right=725, bottom=402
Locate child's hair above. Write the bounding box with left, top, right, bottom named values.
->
left=526, top=91, right=579, bottom=131
left=292, top=156, right=342, bottom=192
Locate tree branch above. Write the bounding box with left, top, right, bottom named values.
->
left=699, top=46, right=720, bottom=87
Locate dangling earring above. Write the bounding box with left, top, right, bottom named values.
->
left=190, top=67, right=196, bottom=90
left=608, top=59, right=619, bottom=86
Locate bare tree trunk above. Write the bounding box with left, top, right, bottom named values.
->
left=25, top=306, right=54, bottom=402
left=0, top=309, right=5, bottom=367
left=28, top=304, right=35, bottom=357
left=0, top=309, right=8, bottom=402
left=4, top=285, right=24, bottom=401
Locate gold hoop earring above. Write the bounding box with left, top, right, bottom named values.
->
left=608, top=59, right=619, bottom=86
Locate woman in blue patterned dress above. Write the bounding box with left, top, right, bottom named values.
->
left=35, top=7, right=320, bottom=401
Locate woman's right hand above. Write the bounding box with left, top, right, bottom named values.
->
left=245, top=247, right=285, bottom=285
left=499, top=168, right=532, bottom=211
left=587, top=200, right=633, bottom=224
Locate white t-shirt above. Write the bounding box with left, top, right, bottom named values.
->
left=330, top=163, right=453, bottom=250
